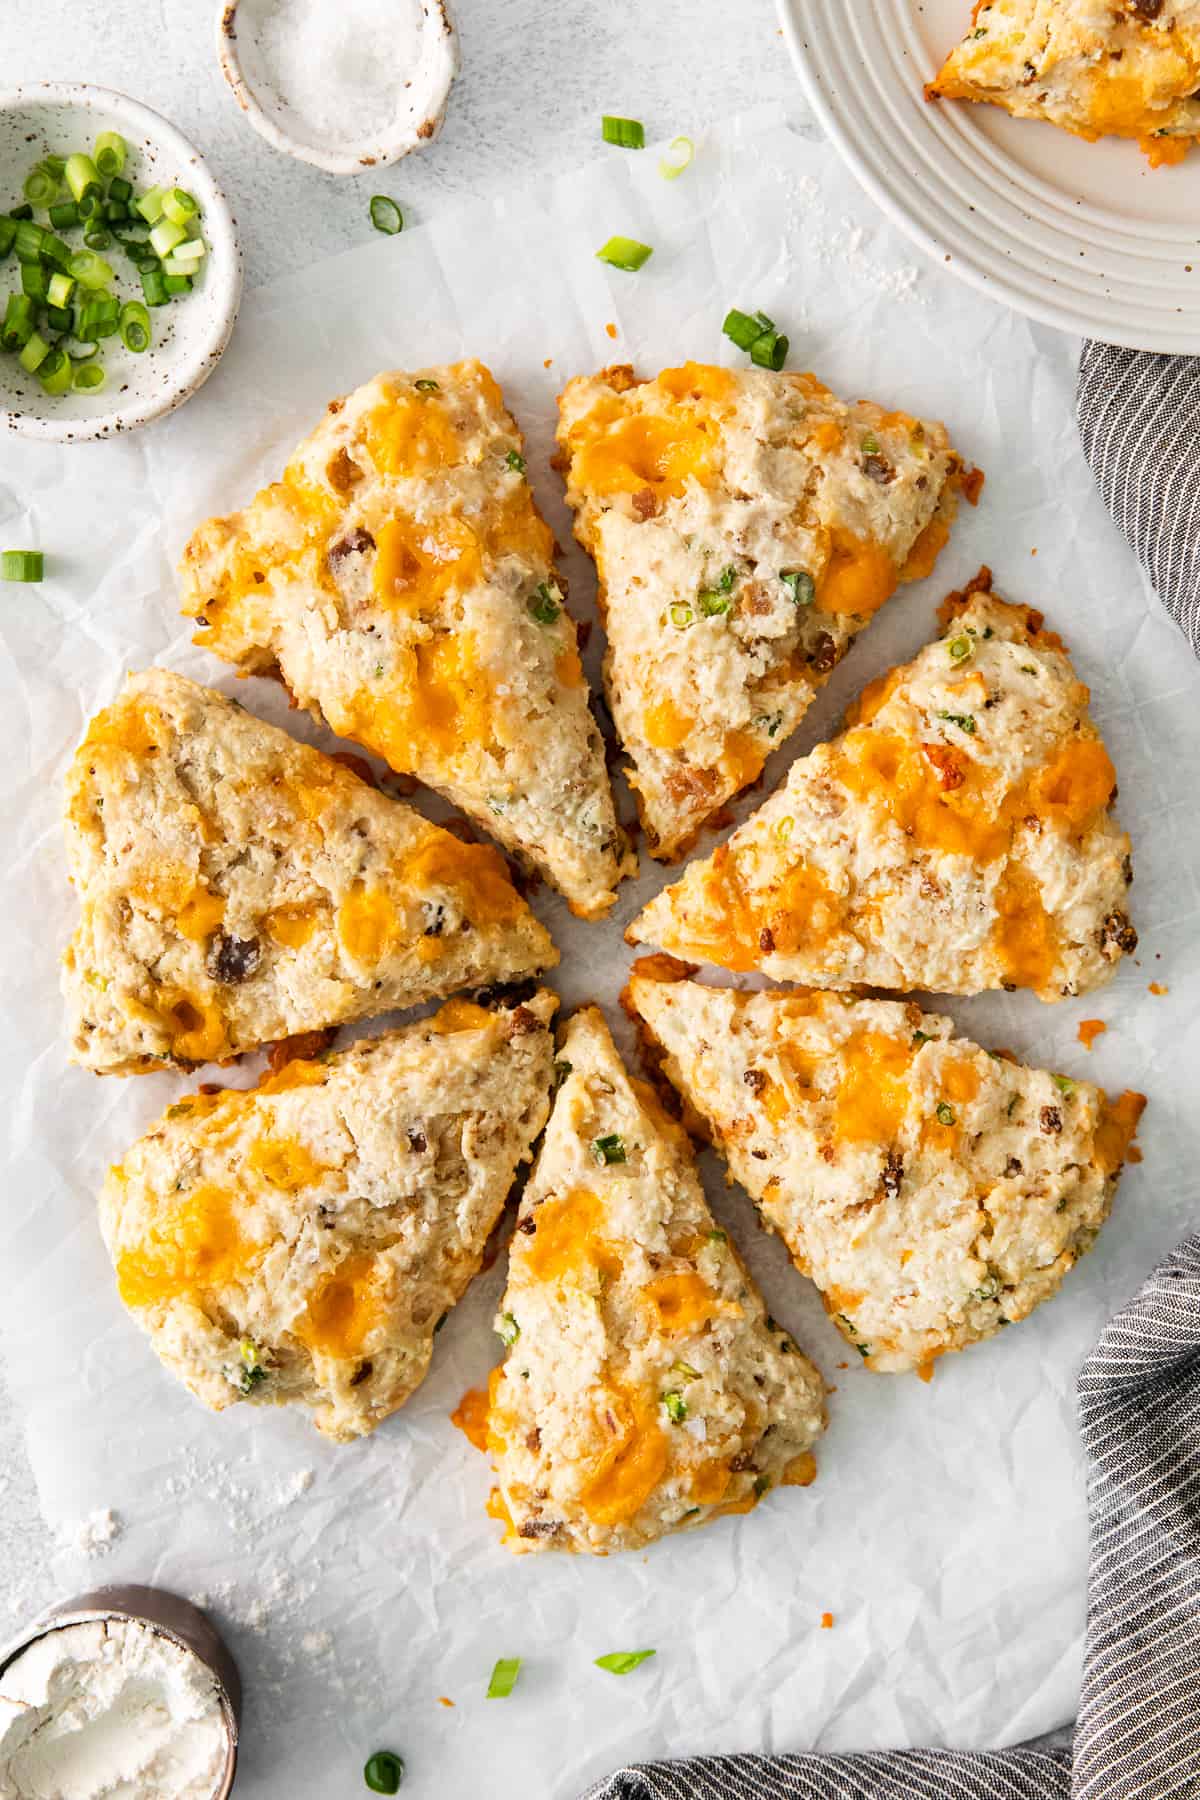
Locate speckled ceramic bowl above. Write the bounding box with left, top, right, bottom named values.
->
left=0, top=84, right=242, bottom=442
left=0, top=1584, right=241, bottom=1797
left=217, top=0, right=459, bottom=175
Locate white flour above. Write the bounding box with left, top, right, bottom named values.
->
left=55, top=1510, right=121, bottom=1560
left=0, top=1618, right=228, bottom=1800
left=238, top=0, right=428, bottom=146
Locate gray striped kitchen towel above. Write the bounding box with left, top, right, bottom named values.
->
left=1077, top=344, right=1200, bottom=658
left=584, top=1230, right=1200, bottom=1799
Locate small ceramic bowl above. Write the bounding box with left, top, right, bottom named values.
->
left=217, top=0, right=459, bottom=175
left=0, top=1584, right=241, bottom=1797
left=0, top=84, right=242, bottom=442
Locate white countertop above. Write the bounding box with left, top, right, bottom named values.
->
left=0, top=0, right=806, bottom=1642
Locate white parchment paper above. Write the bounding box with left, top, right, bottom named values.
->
left=1, top=108, right=1198, bottom=1799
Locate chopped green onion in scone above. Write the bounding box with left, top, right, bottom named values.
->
left=595, top=1650, right=656, bottom=1675
left=602, top=116, right=645, bottom=149
left=369, top=194, right=404, bottom=235
left=486, top=1657, right=522, bottom=1698
left=505, top=448, right=526, bottom=473
left=1, top=550, right=43, bottom=582
left=596, top=235, right=654, bottom=272
left=363, top=1749, right=405, bottom=1792
left=527, top=581, right=562, bottom=625
left=593, top=1133, right=627, bottom=1165
left=497, top=1312, right=520, bottom=1347
left=781, top=568, right=815, bottom=606
left=662, top=1390, right=688, bottom=1424
left=936, top=1102, right=956, bottom=1126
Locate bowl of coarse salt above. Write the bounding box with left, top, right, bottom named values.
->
left=0, top=1584, right=241, bottom=1799
left=217, top=0, right=459, bottom=175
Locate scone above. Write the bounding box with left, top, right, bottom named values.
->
left=63, top=670, right=555, bottom=1075
left=628, top=969, right=1146, bottom=1376
left=631, top=570, right=1136, bottom=1002
left=477, top=1006, right=826, bottom=1554
left=100, top=992, right=557, bottom=1441
left=556, top=361, right=979, bottom=858
left=179, top=360, right=634, bottom=918
left=928, top=1, right=1200, bottom=168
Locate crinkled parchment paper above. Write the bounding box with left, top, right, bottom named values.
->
left=1, top=107, right=1197, bottom=1800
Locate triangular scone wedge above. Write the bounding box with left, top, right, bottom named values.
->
left=481, top=1006, right=826, bottom=1554
left=631, top=571, right=1136, bottom=1002
left=928, top=1, right=1200, bottom=168
left=628, top=970, right=1146, bottom=1376
left=179, top=360, right=634, bottom=918
left=100, top=991, right=557, bottom=1441
left=63, top=670, right=556, bottom=1075
left=556, top=361, right=978, bottom=858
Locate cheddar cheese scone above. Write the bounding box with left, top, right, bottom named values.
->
left=629, top=971, right=1146, bottom=1375
left=179, top=361, right=633, bottom=918
left=63, top=670, right=555, bottom=1075
left=480, top=1006, right=826, bottom=1554
left=556, top=361, right=977, bottom=858
left=631, top=572, right=1135, bottom=1002
left=928, top=1, right=1200, bottom=167
left=100, top=992, right=557, bottom=1441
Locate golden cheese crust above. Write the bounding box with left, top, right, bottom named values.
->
left=556, top=361, right=975, bottom=858
left=480, top=1006, right=826, bottom=1555
left=929, top=0, right=1200, bottom=166
left=99, top=993, right=557, bottom=1442
left=630, top=575, right=1136, bottom=1002
left=628, top=973, right=1146, bottom=1376
left=63, top=670, right=556, bottom=1075
left=179, top=360, right=634, bottom=918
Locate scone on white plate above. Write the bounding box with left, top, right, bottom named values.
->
left=62, top=670, right=556, bottom=1075
left=631, top=570, right=1136, bottom=1002
left=179, top=360, right=634, bottom=918
left=628, top=967, right=1146, bottom=1377
left=100, top=992, right=557, bottom=1441
left=556, top=360, right=979, bottom=858
left=474, top=1005, right=826, bottom=1554
left=928, top=0, right=1200, bottom=168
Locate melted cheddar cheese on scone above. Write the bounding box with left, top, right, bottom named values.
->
left=179, top=361, right=634, bottom=918
left=100, top=992, right=557, bottom=1441
left=476, top=1006, right=826, bottom=1554
left=629, top=972, right=1146, bottom=1376
left=631, top=573, right=1136, bottom=1002
left=63, top=671, right=555, bottom=1075
left=556, top=361, right=977, bottom=859
left=929, top=0, right=1200, bottom=166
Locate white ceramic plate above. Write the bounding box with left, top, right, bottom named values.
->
left=777, top=0, right=1200, bottom=352
left=0, top=84, right=241, bottom=441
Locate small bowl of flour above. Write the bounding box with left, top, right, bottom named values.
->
left=0, top=1585, right=240, bottom=1799
left=217, top=0, right=459, bottom=174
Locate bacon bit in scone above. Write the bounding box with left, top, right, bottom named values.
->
left=326, top=447, right=363, bottom=493
left=1040, top=1105, right=1063, bottom=1135
left=1101, top=912, right=1138, bottom=958
left=921, top=742, right=966, bottom=790
left=265, top=1027, right=339, bottom=1077
left=743, top=1068, right=768, bottom=1094
left=1078, top=1019, right=1107, bottom=1050
left=631, top=485, right=659, bottom=520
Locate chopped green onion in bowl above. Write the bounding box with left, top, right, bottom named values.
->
left=1, top=549, right=43, bottom=582
left=369, top=195, right=404, bottom=235
left=596, top=235, right=654, bottom=272
left=602, top=115, right=645, bottom=149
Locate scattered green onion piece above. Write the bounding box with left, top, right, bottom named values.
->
left=136, top=186, right=166, bottom=225
left=414, top=377, right=439, bottom=391
left=486, top=1658, right=522, bottom=1699
left=363, top=1749, right=405, bottom=1793
left=936, top=1102, right=956, bottom=1126
left=662, top=1390, right=687, bottom=1424
left=1, top=550, right=43, bottom=582
left=68, top=250, right=114, bottom=289
left=47, top=199, right=79, bottom=231
left=505, top=449, right=526, bottom=473
left=750, top=329, right=788, bottom=371
left=722, top=307, right=771, bottom=351
left=497, top=1312, right=520, bottom=1347
left=18, top=331, right=50, bottom=374
left=596, top=234, right=653, bottom=272
left=149, top=217, right=186, bottom=258
left=594, top=1650, right=656, bottom=1676
left=0, top=217, right=15, bottom=260
left=45, top=303, right=74, bottom=334
left=72, top=358, right=106, bottom=391
left=668, top=600, right=694, bottom=629
left=8, top=203, right=33, bottom=221
left=94, top=131, right=127, bottom=178
left=660, top=135, right=694, bottom=179
left=369, top=194, right=403, bottom=235
left=780, top=568, right=815, bottom=606
left=64, top=152, right=101, bottom=204
left=83, top=224, right=112, bottom=252
left=1, top=293, right=34, bottom=351
left=14, top=220, right=47, bottom=262
left=527, top=581, right=561, bottom=625
left=108, top=174, right=133, bottom=204
left=593, top=1133, right=626, bottom=1166
left=20, top=263, right=47, bottom=302
left=119, top=301, right=151, bottom=353
left=23, top=162, right=59, bottom=207
left=602, top=115, right=645, bottom=149
left=39, top=348, right=71, bottom=396
left=162, top=272, right=192, bottom=296
left=141, top=267, right=169, bottom=307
